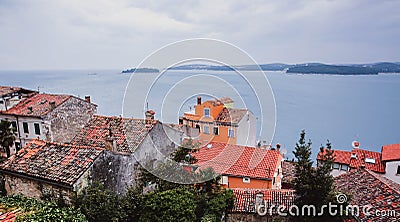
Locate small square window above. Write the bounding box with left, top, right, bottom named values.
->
left=213, top=126, right=219, bottom=135
left=203, top=125, right=210, bottom=134
left=204, top=108, right=210, bottom=117
left=243, top=177, right=250, bottom=183
left=341, top=164, right=349, bottom=171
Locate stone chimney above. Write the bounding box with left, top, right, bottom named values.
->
left=49, top=101, right=56, bottom=110
left=85, top=95, right=91, bottom=103
left=145, top=110, right=155, bottom=125
left=197, top=96, right=202, bottom=105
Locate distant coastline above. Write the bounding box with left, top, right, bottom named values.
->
left=121, top=68, right=159, bottom=73
left=122, top=62, right=400, bottom=75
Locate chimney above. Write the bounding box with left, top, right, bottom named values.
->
left=49, top=101, right=56, bottom=110
left=85, top=95, right=91, bottom=103
left=27, top=106, right=33, bottom=113
left=145, top=110, right=155, bottom=125
left=105, top=138, right=117, bottom=152
left=276, top=143, right=281, bottom=151
left=197, top=96, right=202, bottom=105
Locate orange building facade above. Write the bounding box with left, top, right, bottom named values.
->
left=180, top=97, right=256, bottom=147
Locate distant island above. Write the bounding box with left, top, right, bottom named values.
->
left=121, top=68, right=159, bottom=73
left=121, top=62, right=400, bottom=75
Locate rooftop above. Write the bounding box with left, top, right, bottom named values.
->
left=0, top=140, right=103, bottom=187
left=231, top=188, right=295, bottom=213
left=216, top=107, right=248, bottom=124
left=1, top=93, right=71, bottom=117
left=0, top=86, right=36, bottom=98
left=317, top=147, right=385, bottom=173
left=335, top=168, right=400, bottom=221
left=193, top=142, right=281, bottom=179
left=71, top=115, right=157, bottom=153
left=382, top=144, right=400, bottom=162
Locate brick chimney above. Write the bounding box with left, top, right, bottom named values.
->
left=197, top=96, right=202, bottom=105
left=145, top=110, right=155, bottom=125
left=276, top=143, right=281, bottom=151
left=85, top=96, right=91, bottom=103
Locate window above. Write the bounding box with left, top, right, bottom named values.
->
left=204, top=108, right=210, bottom=117
left=34, top=123, right=40, bottom=135
left=333, top=163, right=340, bottom=169
left=23, top=122, right=29, bottom=134
left=221, top=176, right=228, bottom=185
left=203, top=125, right=210, bottom=134
left=228, top=128, right=234, bottom=138
left=341, top=164, right=349, bottom=171
left=213, top=126, right=219, bottom=135
left=273, top=177, right=276, bottom=185
left=397, top=165, right=400, bottom=175
left=243, top=177, right=250, bottom=183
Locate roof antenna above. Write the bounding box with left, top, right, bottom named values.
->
left=146, top=102, right=149, bottom=111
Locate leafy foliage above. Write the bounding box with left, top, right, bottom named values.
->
left=0, top=194, right=87, bottom=222
left=0, top=120, right=16, bottom=158
left=293, top=130, right=347, bottom=221
left=140, top=188, right=196, bottom=222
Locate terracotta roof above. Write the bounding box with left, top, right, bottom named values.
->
left=317, top=147, right=385, bottom=173
left=335, top=168, right=400, bottom=221
left=216, top=108, right=248, bottom=124
left=382, top=144, right=400, bottom=162
left=0, top=86, right=36, bottom=97
left=349, top=148, right=385, bottom=173
left=317, top=149, right=352, bottom=165
left=1, top=93, right=71, bottom=117
left=231, top=188, right=295, bottom=213
left=193, top=142, right=281, bottom=179
left=71, top=115, right=157, bottom=153
left=0, top=140, right=103, bottom=187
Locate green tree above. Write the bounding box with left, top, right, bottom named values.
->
left=75, top=182, right=127, bottom=222
left=0, top=120, right=16, bottom=158
left=293, top=130, right=343, bottom=221
left=140, top=188, right=196, bottom=222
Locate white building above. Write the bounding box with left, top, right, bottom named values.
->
left=382, top=144, right=400, bottom=184
left=0, top=86, right=36, bottom=111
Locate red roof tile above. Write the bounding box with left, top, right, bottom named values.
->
left=231, top=188, right=295, bottom=213
left=318, top=147, right=385, bottom=173
left=335, top=169, right=400, bottom=221
left=71, top=115, right=157, bottom=154
left=349, top=148, right=385, bottom=173
left=382, top=144, right=400, bottom=162
left=1, top=93, right=71, bottom=116
left=193, top=142, right=282, bottom=179
left=0, top=86, right=36, bottom=97
left=216, top=107, right=248, bottom=124
left=0, top=139, right=103, bottom=186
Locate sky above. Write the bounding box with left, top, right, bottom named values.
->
left=0, top=0, right=399, bottom=70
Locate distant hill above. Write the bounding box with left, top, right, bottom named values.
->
left=121, top=68, right=159, bottom=73
left=122, top=62, right=400, bottom=75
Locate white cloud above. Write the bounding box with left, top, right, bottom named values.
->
left=0, top=0, right=399, bottom=69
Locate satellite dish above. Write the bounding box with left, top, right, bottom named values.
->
left=352, top=141, right=360, bottom=148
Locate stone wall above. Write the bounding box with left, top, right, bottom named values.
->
left=3, top=174, right=74, bottom=204
left=44, top=96, right=96, bottom=143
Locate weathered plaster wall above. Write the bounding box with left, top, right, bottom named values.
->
left=3, top=174, right=73, bottom=204
left=44, top=97, right=96, bottom=143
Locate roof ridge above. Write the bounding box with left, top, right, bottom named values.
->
left=31, top=139, right=105, bottom=151
left=366, top=169, right=400, bottom=195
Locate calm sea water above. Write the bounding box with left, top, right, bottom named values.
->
left=1, top=70, right=399, bottom=160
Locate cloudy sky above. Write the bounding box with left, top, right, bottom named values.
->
left=0, top=0, right=399, bottom=70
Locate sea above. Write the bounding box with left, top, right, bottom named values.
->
left=1, top=69, right=399, bottom=161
